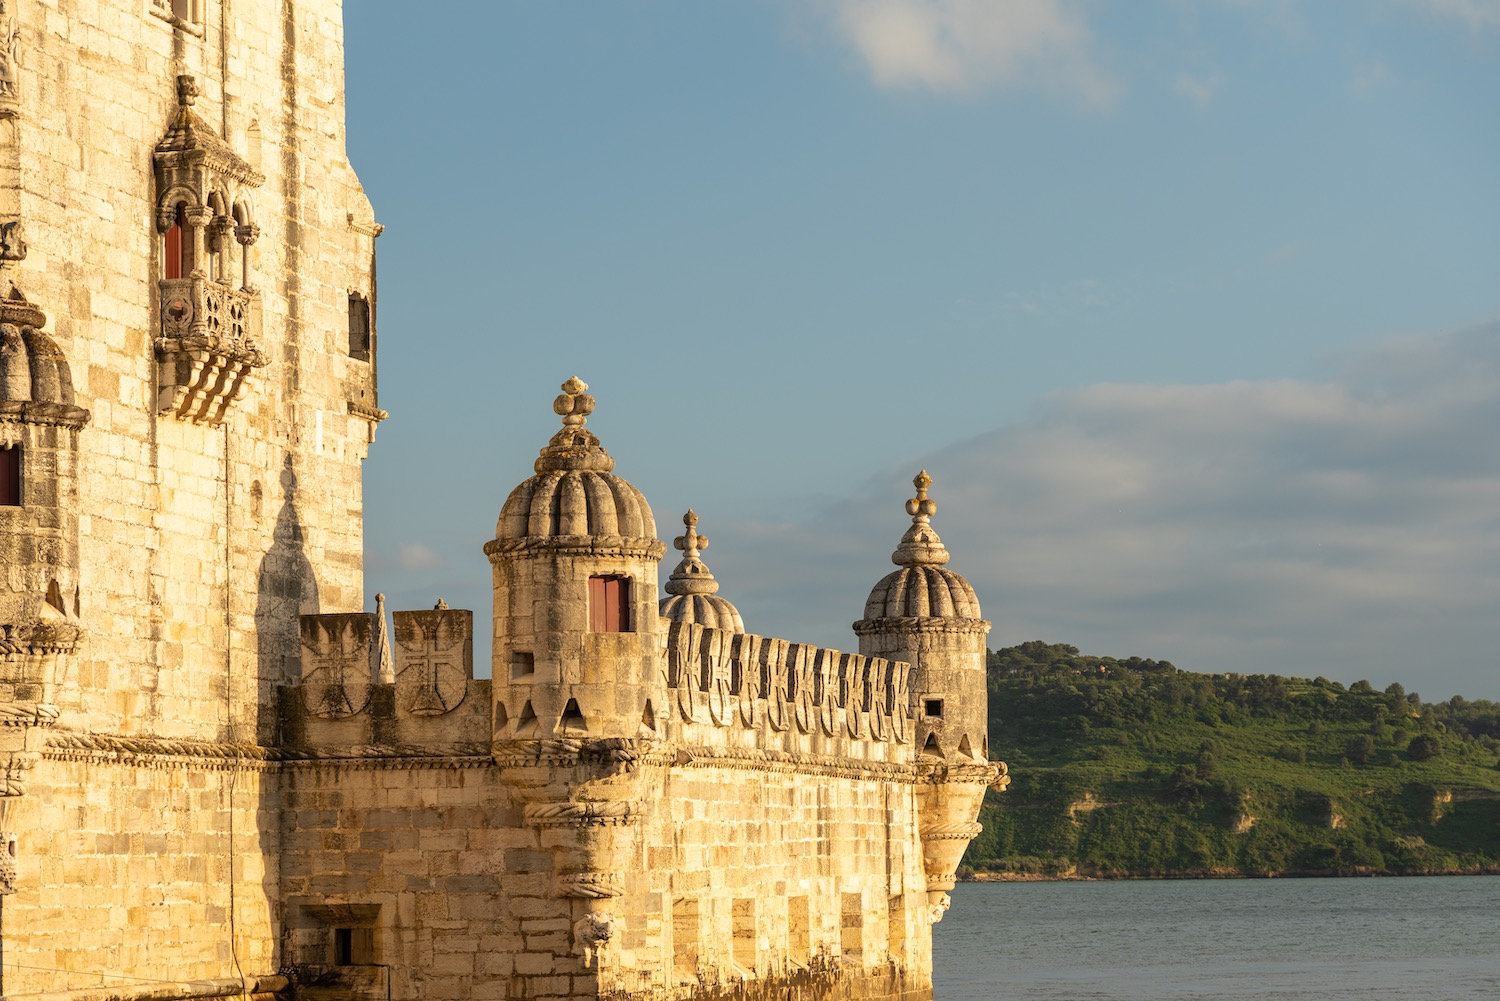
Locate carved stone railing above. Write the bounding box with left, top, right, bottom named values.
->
left=156, top=277, right=266, bottom=425
left=661, top=621, right=912, bottom=745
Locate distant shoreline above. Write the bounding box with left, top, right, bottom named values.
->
left=965, top=866, right=1500, bottom=882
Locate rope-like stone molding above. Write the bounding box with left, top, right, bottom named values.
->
left=918, top=821, right=984, bottom=842
left=851, top=616, right=992, bottom=637
left=0, top=701, right=59, bottom=726
left=559, top=872, right=623, bottom=899
left=45, top=731, right=278, bottom=760
left=484, top=535, right=667, bottom=561
left=524, top=799, right=640, bottom=828
left=43, top=732, right=497, bottom=771
left=915, top=759, right=1005, bottom=786
left=668, top=743, right=922, bottom=783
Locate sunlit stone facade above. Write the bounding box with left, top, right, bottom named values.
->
left=0, top=3, right=1003, bottom=999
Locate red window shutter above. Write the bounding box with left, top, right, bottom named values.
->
left=0, top=447, right=18, bottom=506
left=589, top=576, right=632, bottom=632
left=589, top=576, right=607, bottom=632
left=164, top=224, right=183, bottom=279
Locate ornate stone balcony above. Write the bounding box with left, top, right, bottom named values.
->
left=156, top=276, right=266, bottom=425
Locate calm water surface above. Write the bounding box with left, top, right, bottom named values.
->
left=932, top=876, right=1500, bottom=1000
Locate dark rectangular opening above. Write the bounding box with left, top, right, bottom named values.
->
left=348, top=293, right=371, bottom=361
left=589, top=575, right=631, bottom=632
left=924, top=698, right=944, bottom=718
left=332, top=926, right=374, bottom=966
left=0, top=446, right=18, bottom=506
left=510, top=650, right=535, bottom=680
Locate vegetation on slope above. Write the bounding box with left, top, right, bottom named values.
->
left=963, top=642, right=1500, bottom=878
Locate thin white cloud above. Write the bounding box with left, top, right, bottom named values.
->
left=715, top=323, right=1500, bottom=699
left=397, top=543, right=443, bottom=572
left=1174, top=73, right=1219, bottom=107
left=822, top=0, right=1116, bottom=105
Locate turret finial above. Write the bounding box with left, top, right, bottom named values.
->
left=891, top=470, right=951, bottom=568
left=665, top=509, right=719, bottom=596
left=535, top=376, right=613, bottom=474
left=905, top=470, right=937, bottom=523
left=553, top=376, right=595, bottom=428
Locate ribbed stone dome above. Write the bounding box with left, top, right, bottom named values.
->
left=860, top=470, right=982, bottom=621
left=0, top=289, right=88, bottom=423
left=658, top=510, right=745, bottom=633
left=492, top=377, right=657, bottom=542
left=660, top=593, right=746, bottom=632
left=496, top=470, right=655, bottom=540
left=863, top=565, right=980, bottom=620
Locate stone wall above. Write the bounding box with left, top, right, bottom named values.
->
left=4, top=749, right=278, bottom=996
left=273, top=615, right=955, bottom=1001
left=1, top=0, right=384, bottom=994
left=8, top=0, right=380, bottom=744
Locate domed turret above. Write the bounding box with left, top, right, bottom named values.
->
left=855, top=471, right=988, bottom=758
left=854, top=470, right=998, bottom=922
left=1, top=287, right=89, bottom=695
left=484, top=378, right=666, bottom=742
left=659, top=510, right=744, bottom=633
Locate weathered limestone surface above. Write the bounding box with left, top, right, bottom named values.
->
left=2, top=0, right=380, bottom=996
left=0, top=1, right=1007, bottom=997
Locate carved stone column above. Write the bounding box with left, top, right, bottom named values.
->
left=235, top=222, right=258, bottom=291
left=182, top=204, right=212, bottom=283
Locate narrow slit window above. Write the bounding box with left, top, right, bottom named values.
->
left=348, top=293, right=371, bottom=361
left=588, top=575, right=631, bottom=632
left=0, top=445, right=19, bottom=506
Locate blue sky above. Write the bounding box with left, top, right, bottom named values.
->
left=344, top=1, right=1499, bottom=699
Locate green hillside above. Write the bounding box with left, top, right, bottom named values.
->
left=963, top=642, right=1500, bottom=878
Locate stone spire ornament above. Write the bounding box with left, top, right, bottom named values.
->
left=665, top=510, right=716, bottom=597
left=534, top=376, right=615, bottom=474
left=891, top=470, right=951, bottom=568
left=659, top=510, right=744, bottom=632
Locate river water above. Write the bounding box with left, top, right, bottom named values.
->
left=931, top=876, right=1500, bottom=1000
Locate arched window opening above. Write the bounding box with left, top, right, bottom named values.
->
left=0, top=444, right=19, bottom=506
left=348, top=293, right=371, bottom=361
left=162, top=202, right=189, bottom=280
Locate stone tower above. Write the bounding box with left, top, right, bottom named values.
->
left=0, top=0, right=384, bottom=992
left=855, top=470, right=1001, bottom=919
left=485, top=376, right=667, bottom=741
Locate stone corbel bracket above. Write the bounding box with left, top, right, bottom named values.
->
left=156, top=332, right=267, bottom=425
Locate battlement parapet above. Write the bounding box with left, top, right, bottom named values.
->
left=659, top=620, right=912, bottom=758
left=283, top=607, right=490, bottom=751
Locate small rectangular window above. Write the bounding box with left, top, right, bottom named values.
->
left=589, top=575, right=631, bottom=633
left=510, top=650, right=535, bottom=680
left=924, top=698, right=944, bottom=718
left=0, top=446, right=19, bottom=506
